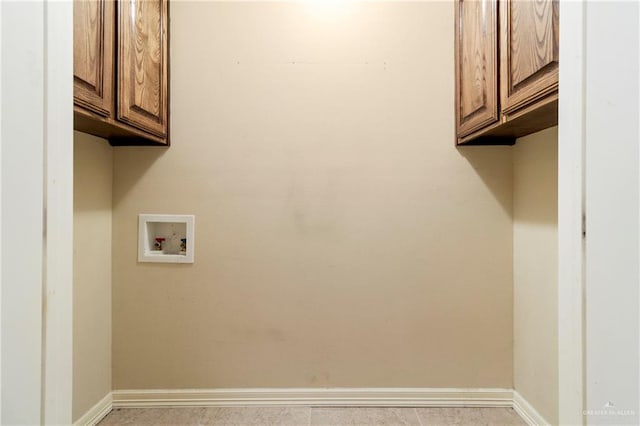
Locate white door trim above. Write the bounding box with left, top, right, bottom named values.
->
left=0, top=0, right=73, bottom=423
left=42, top=0, right=74, bottom=424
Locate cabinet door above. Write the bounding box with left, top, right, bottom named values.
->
left=455, top=0, right=499, bottom=138
left=118, top=0, right=168, bottom=138
left=500, top=0, right=558, bottom=114
left=73, top=0, right=114, bottom=117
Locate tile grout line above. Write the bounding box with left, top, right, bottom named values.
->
left=307, top=406, right=312, bottom=426
left=197, top=406, right=207, bottom=426
left=414, top=407, right=424, bottom=426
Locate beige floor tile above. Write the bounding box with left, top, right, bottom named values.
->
left=200, top=406, right=311, bottom=425
left=310, top=407, right=420, bottom=426
left=97, top=406, right=526, bottom=426
left=415, top=407, right=526, bottom=426
left=99, top=407, right=206, bottom=426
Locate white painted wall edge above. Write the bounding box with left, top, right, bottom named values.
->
left=558, top=1, right=586, bottom=424
left=513, top=391, right=551, bottom=426
left=0, top=0, right=3, bottom=421
left=74, top=393, right=112, bottom=426
left=583, top=1, right=640, bottom=422
left=78, top=388, right=549, bottom=426
left=1, top=2, right=45, bottom=424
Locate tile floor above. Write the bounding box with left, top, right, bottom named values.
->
left=98, top=406, right=526, bottom=425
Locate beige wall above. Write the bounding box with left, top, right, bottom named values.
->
left=112, top=1, right=514, bottom=389
left=513, top=127, right=558, bottom=424
left=73, top=132, right=113, bottom=420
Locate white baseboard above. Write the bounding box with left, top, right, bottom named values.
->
left=74, top=393, right=113, bottom=426
left=75, top=387, right=547, bottom=426
left=512, top=391, right=550, bottom=426
left=111, top=388, right=513, bottom=408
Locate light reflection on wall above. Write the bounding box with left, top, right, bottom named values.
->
left=303, top=0, right=356, bottom=22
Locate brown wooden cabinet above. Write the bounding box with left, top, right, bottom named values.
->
left=73, top=0, right=114, bottom=117
left=74, top=0, right=169, bottom=146
left=117, top=0, right=169, bottom=138
left=455, top=0, right=499, bottom=138
left=500, top=0, right=559, bottom=114
left=455, top=0, right=558, bottom=145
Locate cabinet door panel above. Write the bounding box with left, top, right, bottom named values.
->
left=118, top=0, right=168, bottom=138
left=501, top=0, right=558, bottom=114
left=455, top=0, right=499, bottom=138
left=73, top=0, right=113, bottom=117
